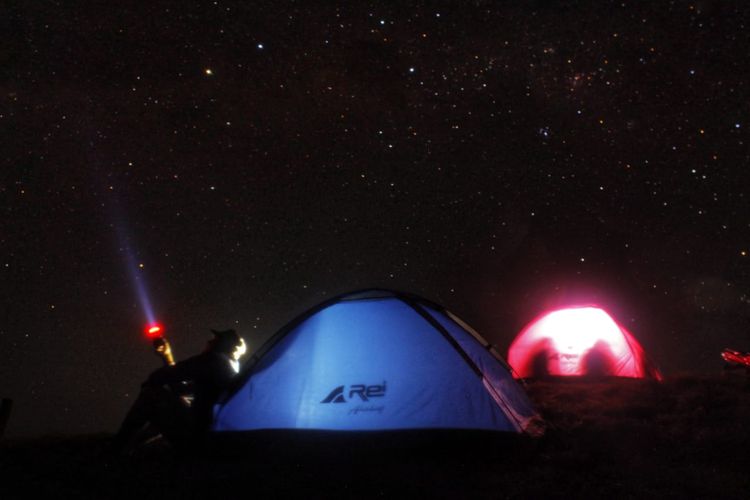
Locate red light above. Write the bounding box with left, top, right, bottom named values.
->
left=145, top=324, right=163, bottom=338
left=508, top=306, right=662, bottom=379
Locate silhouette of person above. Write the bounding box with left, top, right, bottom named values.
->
left=111, top=329, right=246, bottom=454
left=582, top=340, right=615, bottom=378
left=527, top=339, right=553, bottom=379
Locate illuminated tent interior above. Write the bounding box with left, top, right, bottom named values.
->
left=507, top=306, right=662, bottom=380
left=213, top=290, right=540, bottom=434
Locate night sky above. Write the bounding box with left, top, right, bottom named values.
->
left=2, top=1, right=749, bottom=438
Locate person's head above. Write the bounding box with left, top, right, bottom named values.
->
left=207, top=329, right=246, bottom=360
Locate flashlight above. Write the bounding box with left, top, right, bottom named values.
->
left=145, top=323, right=175, bottom=366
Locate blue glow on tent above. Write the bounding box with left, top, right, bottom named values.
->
left=213, top=291, right=540, bottom=433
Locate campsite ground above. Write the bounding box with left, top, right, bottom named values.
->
left=2, top=375, right=749, bottom=499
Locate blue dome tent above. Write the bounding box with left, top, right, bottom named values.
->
left=212, top=290, right=541, bottom=434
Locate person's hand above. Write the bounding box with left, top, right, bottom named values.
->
left=153, top=338, right=175, bottom=365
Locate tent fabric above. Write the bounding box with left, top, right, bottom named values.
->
left=212, top=290, right=540, bottom=434
left=507, top=306, right=662, bottom=379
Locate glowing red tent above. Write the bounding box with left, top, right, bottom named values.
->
left=508, top=306, right=661, bottom=379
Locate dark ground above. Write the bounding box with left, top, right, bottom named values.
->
left=1, top=375, right=749, bottom=499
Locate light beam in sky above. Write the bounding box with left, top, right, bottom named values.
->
left=121, top=241, right=156, bottom=325
left=106, top=193, right=159, bottom=327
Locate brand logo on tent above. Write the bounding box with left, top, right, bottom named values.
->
left=321, top=381, right=387, bottom=403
